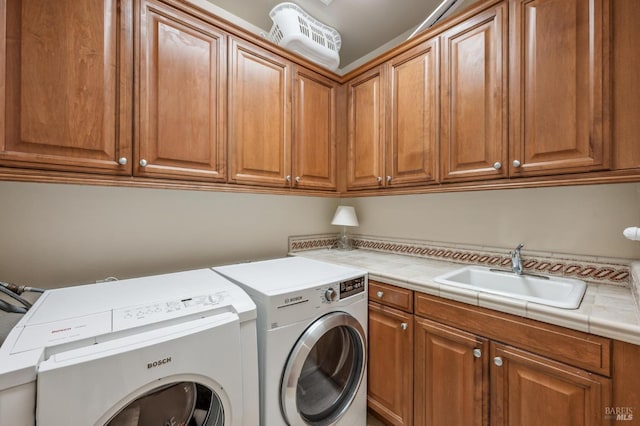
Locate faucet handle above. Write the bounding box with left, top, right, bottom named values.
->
left=511, top=243, right=525, bottom=275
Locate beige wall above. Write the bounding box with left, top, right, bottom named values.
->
left=346, top=183, right=640, bottom=260
left=2, top=181, right=639, bottom=290
left=0, top=182, right=338, bottom=288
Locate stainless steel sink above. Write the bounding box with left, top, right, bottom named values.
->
left=433, top=266, right=586, bottom=309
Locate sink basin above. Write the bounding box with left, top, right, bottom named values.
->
left=433, top=266, right=586, bottom=309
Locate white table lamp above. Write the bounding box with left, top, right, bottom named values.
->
left=331, top=205, right=359, bottom=250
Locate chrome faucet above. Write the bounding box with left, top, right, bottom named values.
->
left=511, top=243, right=525, bottom=275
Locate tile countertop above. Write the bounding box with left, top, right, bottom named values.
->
left=292, top=249, right=640, bottom=346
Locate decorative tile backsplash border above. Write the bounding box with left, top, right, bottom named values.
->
left=289, top=234, right=631, bottom=287
left=631, top=262, right=640, bottom=307
left=289, top=234, right=338, bottom=251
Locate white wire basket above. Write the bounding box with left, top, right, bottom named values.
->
left=267, top=2, right=341, bottom=71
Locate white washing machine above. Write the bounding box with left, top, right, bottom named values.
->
left=214, top=257, right=367, bottom=426
left=0, top=269, right=259, bottom=426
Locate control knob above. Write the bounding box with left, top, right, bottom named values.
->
left=324, top=288, right=337, bottom=302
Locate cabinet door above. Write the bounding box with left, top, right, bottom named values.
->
left=509, top=0, right=611, bottom=176
left=292, top=66, right=337, bottom=190
left=491, top=343, right=612, bottom=426
left=0, top=0, right=133, bottom=175
left=137, top=0, right=226, bottom=181
left=228, top=37, right=291, bottom=187
left=611, top=0, right=640, bottom=170
left=347, top=66, right=385, bottom=190
left=386, top=40, right=439, bottom=187
left=414, top=317, right=489, bottom=426
left=368, top=302, right=413, bottom=426
left=440, top=2, right=508, bottom=182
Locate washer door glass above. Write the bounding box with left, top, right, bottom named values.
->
left=281, top=312, right=366, bottom=426
left=105, top=382, right=224, bottom=426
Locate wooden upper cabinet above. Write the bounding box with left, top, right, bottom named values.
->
left=440, top=2, right=508, bottom=182
left=228, top=37, right=291, bottom=187
left=387, top=40, right=439, bottom=187
left=137, top=0, right=227, bottom=181
left=491, top=342, right=611, bottom=426
left=346, top=66, right=386, bottom=190
left=509, top=0, right=611, bottom=176
left=612, top=0, right=640, bottom=170
left=292, top=66, right=337, bottom=190
left=414, top=317, right=489, bottom=426
left=0, top=0, right=133, bottom=175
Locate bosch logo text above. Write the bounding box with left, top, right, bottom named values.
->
left=147, top=357, right=172, bottom=369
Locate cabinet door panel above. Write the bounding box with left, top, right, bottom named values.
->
left=509, top=0, right=610, bottom=176
left=368, top=302, right=413, bottom=426
left=293, top=67, right=336, bottom=190
left=440, top=3, right=507, bottom=182
left=414, top=316, right=489, bottom=426
left=0, top=0, right=132, bottom=174
left=347, top=66, right=385, bottom=190
left=137, top=0, right=226, bottom=181
left=387, top=40, right=439, bottom=187
left=491, top=343, right=612, bottom=426
left=228, top=38, right=291, bottom=187
left=612, top=0, right=640, bottom=169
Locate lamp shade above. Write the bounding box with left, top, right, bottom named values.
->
left=331, top=206, right=359, bottom=227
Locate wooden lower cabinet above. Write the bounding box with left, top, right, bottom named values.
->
left=368, top=283, right=620, bottom=426
left=491, top=343, right=612, bottom=426
left=414, top=317, right=489, bottom=426
left=368, top=301, right=413, bottom=426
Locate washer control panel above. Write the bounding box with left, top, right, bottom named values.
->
left=304, top=274, right=367, bottom=306
left=324, top=287, right=338, bottom=302
left=318, top=276, right=366, bottom=304
left=339, top=276, right=366, bottom=299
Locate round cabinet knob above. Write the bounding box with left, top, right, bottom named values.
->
left=494, top=356, right=503, bottom=367
left=139, top=159, right=148, bottom=167
left=285, top=175, right=291, bottom=182
left=386, top=176, right=392, bottom=183
left=512, top=160, right=521, bottom=168
left=473, top=349, right=482, bottom=358
left=400, top=322, right=408, bottom=331
left=118, top=157, right=128, bottom=165
left=493, top=162, right=502, bottom=170
left=324, top=288, right=337, bottom=302
left=295, top=176, right=301, bottom=183
left=376, top=291, right=384, bottom=298
left=376, top=176, right=383, bottom=184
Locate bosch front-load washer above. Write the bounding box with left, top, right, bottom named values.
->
left=0, top=269, right=259, bottom=426
left=214, top=257, right=367, bottom=426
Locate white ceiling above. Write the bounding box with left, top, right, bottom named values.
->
left=205, top=0, right=480, bottom=71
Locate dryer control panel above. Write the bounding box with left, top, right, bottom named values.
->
left=113, top=292, right=229, bottom=330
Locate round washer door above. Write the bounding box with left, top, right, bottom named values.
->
left=281, top=311, right=366, bottom=426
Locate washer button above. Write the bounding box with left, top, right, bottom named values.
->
left=324, top=288, right=337, bottom=302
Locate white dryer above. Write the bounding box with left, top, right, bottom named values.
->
left=214, top=257, right=367, bottom=426
left=0, top=269, right=259, bottom=426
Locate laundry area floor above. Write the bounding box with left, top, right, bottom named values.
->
left=367, top=412, right=386, bottom=425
